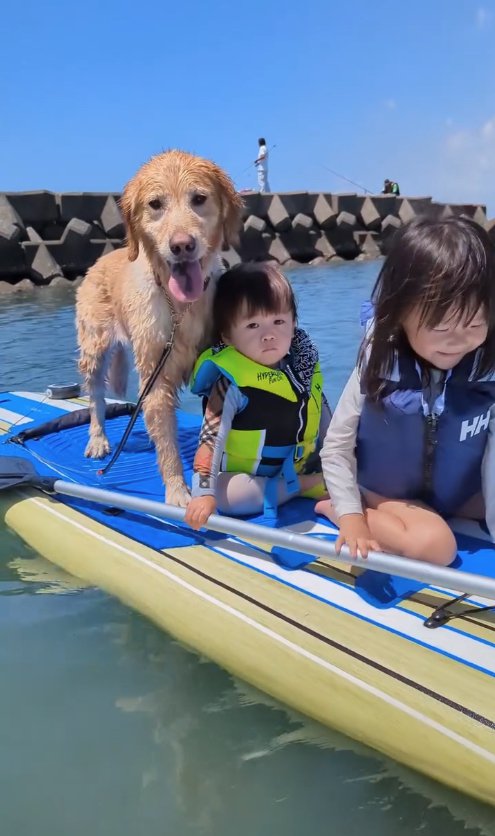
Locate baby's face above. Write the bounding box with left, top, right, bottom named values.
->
left=224, top=308, right=295, bottom=367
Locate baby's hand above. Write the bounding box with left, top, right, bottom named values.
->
left=184, top=495, right=217, bottom=530
left=336, top=514, right=381, bottom=559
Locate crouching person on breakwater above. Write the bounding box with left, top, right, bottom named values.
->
left=184, top=263, right=330, bottom=530
left=316, top=216, right=495, bottom=564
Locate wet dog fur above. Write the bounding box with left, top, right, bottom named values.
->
left=76, top=150, right=242, bottom=506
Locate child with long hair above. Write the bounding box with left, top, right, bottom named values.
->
left=316, top=216, right=495, bottom=564
left=184, top=263, right=330, bottom=530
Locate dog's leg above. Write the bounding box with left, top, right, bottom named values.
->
left=141, top=378, right=191, bottom=507
left=79, top=347, right=112, bottom=459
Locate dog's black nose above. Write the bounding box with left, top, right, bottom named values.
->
left=170, top=233, right=197, bottom=258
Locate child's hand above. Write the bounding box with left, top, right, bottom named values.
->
left=184, top=495, right=217, bottom=530
left=336, top=514, right=381, bottom=559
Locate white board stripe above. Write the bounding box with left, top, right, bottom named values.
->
left=212, top=540, right=495, bottom=675
left=12, top=391, right=124, bottom=412
left=0, top=407, right=32, bottom=426
left=26, top=495, right=495, bottom=765
left=11, top=391, right=84, bottom=412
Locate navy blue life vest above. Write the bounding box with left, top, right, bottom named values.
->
left=357, top=341, right=495, bottom=516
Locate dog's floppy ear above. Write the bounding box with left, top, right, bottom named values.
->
left=120, top=180, right=140, bottom=262
left=212, top=166, right=243, bottom=250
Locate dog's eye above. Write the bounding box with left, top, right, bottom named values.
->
left=191, top=193, right=207, bottom=207
left=149, top=198, right=162, bottom=211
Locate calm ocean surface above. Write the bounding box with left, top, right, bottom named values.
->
left=1, top=261, right=494, bottom=836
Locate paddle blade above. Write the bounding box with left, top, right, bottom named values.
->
left=0, top=456, right=40, bottom=490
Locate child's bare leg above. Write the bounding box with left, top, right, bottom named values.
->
left=216, top=472, right=288, bottom=515
left=217, top=472, right=325, bottom=515
left=316, top=493, right=457, bottom=565
left=314, top=498, right=339, bottom=526
left=362, top=491, right=457, bottom=565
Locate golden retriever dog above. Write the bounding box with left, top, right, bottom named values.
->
left=76, top=150, right=242, bottom=506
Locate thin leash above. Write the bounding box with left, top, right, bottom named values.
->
left=98, top=276, right=197, bottom=477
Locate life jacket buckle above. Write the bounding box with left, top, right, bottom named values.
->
left=294, top=444, right=305, bottom=462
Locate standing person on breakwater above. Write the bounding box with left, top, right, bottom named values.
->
left=316, top=216, right=495, bottom=564
left=184, top=263, right=330, bottom=530
left=255, top=138, right=270, bottom=193
left=382, top=178, right=400, bottom=195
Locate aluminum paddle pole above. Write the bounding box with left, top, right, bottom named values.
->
left=51, top=479, right=495, bottom=600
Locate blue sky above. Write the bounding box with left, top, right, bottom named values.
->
left=2, top=0, right=494, bottom=214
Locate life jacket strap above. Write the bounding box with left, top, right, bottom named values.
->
left=263, top=451, right=300, bottom=518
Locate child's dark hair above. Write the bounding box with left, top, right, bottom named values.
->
left=213, top=263, right=297, bottom=341
left=359, top=215, right=495, bottom=399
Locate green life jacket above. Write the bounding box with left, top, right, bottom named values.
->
left=190, top=345, right=323, bottom=513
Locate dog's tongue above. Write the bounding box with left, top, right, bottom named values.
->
left=168, top=260, right=204, bottom=302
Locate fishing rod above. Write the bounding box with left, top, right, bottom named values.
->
left=320, top=163, right=373, bottom=195
left=238, top=143, right=277, bottom=177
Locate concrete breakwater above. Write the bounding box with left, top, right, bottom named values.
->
left=0, top=189, right=493, bottom=292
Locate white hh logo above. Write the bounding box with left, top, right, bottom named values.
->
left=459, top=410, right=490, bottom=442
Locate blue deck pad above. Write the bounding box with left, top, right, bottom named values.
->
left=356, top=533, right=495, bottom=608
left=2, top=397, right=495, bottom=607
left=4, top=406, right=326, bottom=552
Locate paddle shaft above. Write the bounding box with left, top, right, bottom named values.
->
left=50, top=479, right=495, bottom=600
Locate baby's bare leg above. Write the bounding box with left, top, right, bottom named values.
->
left=216, top=472, right=324, bottom=515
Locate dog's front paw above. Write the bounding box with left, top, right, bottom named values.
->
left=166, top=479, right=191, bottom=508
left=84, top=435, right=111, bottom=459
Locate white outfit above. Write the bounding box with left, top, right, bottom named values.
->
left=256, top=144, right=270, bottom=193
left=319, top=366, right=495, bottom=540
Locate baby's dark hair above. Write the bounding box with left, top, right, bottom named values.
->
left=359, top=215, right=495, bottom=399
left=213, top=263, right=297, bottom=341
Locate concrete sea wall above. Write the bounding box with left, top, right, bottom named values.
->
left=0, top=189, right=493, bottom=292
